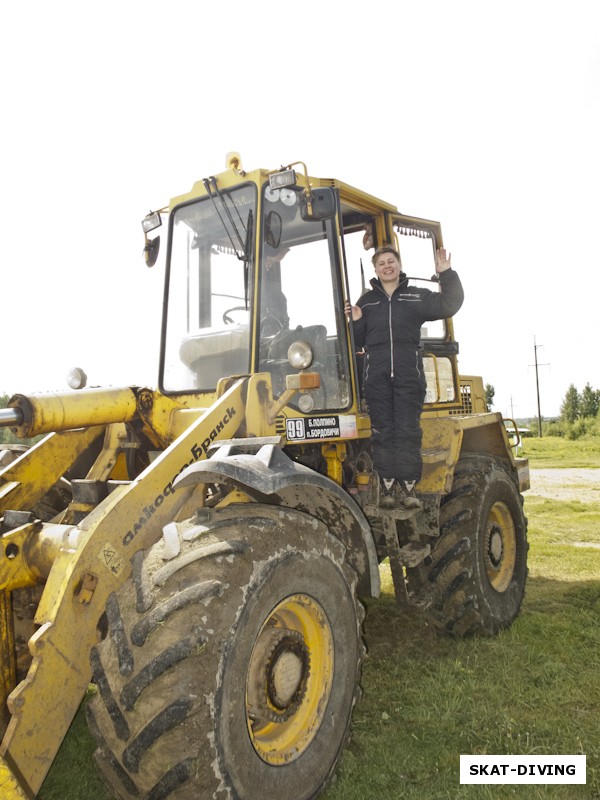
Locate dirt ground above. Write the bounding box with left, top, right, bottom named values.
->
left=527, top=468, right=600, bottom=503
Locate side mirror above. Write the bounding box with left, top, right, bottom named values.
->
left=144, top=235, right=160, bottom=267
left=265, top=211, right=282, bottom=249
left=299, top=187, right=337, bottom=221
left=142, top=210, right=163, bottom=268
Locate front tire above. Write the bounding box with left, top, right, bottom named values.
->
left=87, top=504, right=364, bottom=800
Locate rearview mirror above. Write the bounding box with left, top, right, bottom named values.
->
left=299, top=187, right=336, bottom=221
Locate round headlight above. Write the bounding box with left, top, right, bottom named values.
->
left=298, top=393, right=315, bottom=412
left=287, top=340, right=314, bottom=370
left=280, top=188, right=298, bottom=206
left=66, top=366, right=87, bottom=390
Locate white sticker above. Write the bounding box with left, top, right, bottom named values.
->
left=285, top=414, right=357, bottom=441
left=339, top=415, right=357, bottom=438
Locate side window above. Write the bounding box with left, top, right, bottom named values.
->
left=423, top=355, right=456, bottom=403
left=395, top=225, right=445, bottom=339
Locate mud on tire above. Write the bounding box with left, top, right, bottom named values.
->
left=86, top=503, right=365, bottom=800
left=408, top=455, right=528, bottom=637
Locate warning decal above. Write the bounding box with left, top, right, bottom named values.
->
left=98, top=542, right=124, bottom=576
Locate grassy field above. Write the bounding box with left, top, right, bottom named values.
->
left=521, top=435, right=600, bottom=468
left=320, top=503, right=600, bottom=800
left=38, top=440, right=600, bottom=800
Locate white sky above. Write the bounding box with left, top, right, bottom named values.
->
left=2, top=0, right=599, bottom=419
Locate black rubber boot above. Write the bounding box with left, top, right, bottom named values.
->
left=397, top=480, right=422, bottom=509
left=379, top=478, right=397, bottom=510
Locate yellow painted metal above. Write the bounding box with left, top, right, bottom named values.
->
left=419, top=412, right=521, bottom=494
left=0, top=379, right=247, bottom=797
left=168, top=408, right=205, bottom=441
left=355, top=413, right=372, bottom=438
left=0, top=523, right=74, bottom=593
left=8, top=388, right=138, bottom=438
left=0, top=522, right=43, bottom=591
left=0, top=591, right=16, bottom=732
left=456, top=375, right=487, bottom=414
left=217, top=489, right=255, bottom=507
left=172, top=166, right=266, bottom=209
left=245, top=374, right=276, bottom=438
left=515, top=457, right=530, bottom=493
left=85, top=423, right=129, bottom=481
left=322, top=443, right=346, bottom=485
left=419, top=417, right=464, bottom=494
left=134, top=389, right=213, bottom=445
left=247, top=594, right=334, bottom=765
left=0, top=426, right=105, bottom=516
left=0, top=754, right=28, bottom=800
left=485, top=501, right=517, bottom=593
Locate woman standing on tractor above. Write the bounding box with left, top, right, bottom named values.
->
left=346, top=246, right=464, bottom=509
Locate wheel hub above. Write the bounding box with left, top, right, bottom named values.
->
left=245, top=593, right=335, bottom=766
left=488, top=525, right=504, bottom=567
left=247, top=627, right=310, bottom=724
left=484, top=501, right=518, bottom=593
left=269, top=641, right=306, bottom=709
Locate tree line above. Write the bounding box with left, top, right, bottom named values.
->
left=560, top=383, right=600, bottom=422
left=545, top=382, right=600, bottom=438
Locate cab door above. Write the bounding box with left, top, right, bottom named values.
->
left=257, top=185, right=357, bottom=418
left=389, top=214, right=462, bottom=409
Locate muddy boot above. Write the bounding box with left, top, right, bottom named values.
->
left=379, top=478, right=397, bottom=510
left=397, top=480, right=422, bottom=509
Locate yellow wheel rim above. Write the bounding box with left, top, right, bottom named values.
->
left=485, top=501, right=517, bottom=592
left=246, top=594, right=334, bottom=765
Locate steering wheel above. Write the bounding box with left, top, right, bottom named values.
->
left=260, top=313, right=287, bottom=338
left=223, top=306, right=248, bottom=324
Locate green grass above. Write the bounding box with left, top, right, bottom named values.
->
left=521, top=435, right=600, bottom=468
left=320, top=512, right=600, bottom=800
left=38, top=470, right=600, bottom=800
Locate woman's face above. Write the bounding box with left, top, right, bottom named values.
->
left=374, top=252, right=401, bottom=283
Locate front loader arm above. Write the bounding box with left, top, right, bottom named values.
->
left=0, top=379, right=247, bottom=798
left=0, top=426, right=106, bottom=515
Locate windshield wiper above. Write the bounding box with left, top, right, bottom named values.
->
left=203, top=177, right=247, bottom=259
left=202, top=177, right=252, bottom=308
left=243, top=210, right=253, bottom=306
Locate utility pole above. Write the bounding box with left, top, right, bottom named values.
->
left=532, top=336, right=550, bottom=437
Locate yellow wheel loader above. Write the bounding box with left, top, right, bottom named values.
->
left=0, top=155, right=529, bottom=799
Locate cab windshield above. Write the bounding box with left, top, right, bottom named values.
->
left=161, top=181, right=352, bottom=409
left=161, top=184, right=255, bottom=392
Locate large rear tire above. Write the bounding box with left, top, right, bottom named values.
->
left=87, top=503, right=364, bottom=800
left=408, top=455, right=528, bottom=637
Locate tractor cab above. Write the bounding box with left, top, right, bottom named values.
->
left=154, top=160, right=462, bottom=428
